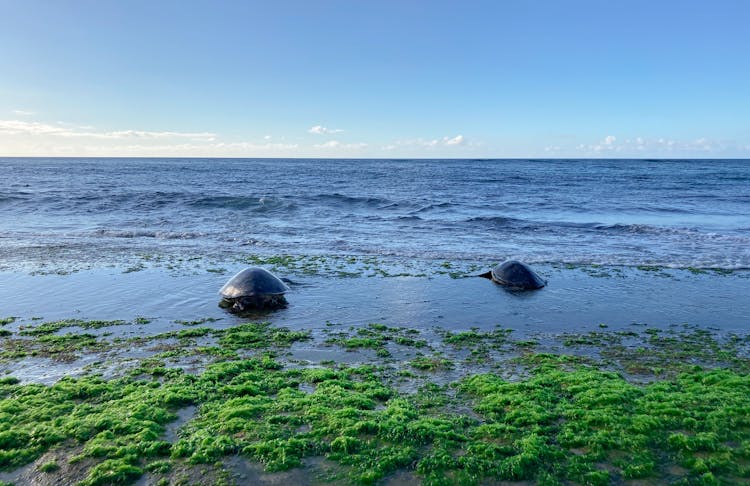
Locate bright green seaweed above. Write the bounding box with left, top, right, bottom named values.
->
left=1, top=320, right=750, bottom=485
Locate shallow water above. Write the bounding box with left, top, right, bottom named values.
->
left=2, top=266, right=748, bottom=336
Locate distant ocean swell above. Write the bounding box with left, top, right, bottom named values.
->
left=0, top=190, right=739, bottom=226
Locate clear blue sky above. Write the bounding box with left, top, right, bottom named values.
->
left=1, top=0, right=748, bottom=157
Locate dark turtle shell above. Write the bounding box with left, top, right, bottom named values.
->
left=219, top=267, right=289, bottom=299
left=490, top=260, right=546, bottom=290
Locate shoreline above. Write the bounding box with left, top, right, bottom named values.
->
left=2, top=258, right=748, bottom=335
left=0, top=259, right=748, bottom=484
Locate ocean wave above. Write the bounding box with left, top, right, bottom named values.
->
left=0, top=190, right=195, bottom=214
left=464, top=215, right=527, bottom=226
left=90, top=229, right=207, bottom=240
left=461, top=216, right=750, bottom=243
left=189, top=195, right=294, bottom=212
left=0, top=195, right=28, bottom=206
left=3, top=158, right=749, bottom=272
left=309, top=193, right=393, bottom=208
left=629, top=205, right=694, bottom=214
left=586, top=223, right=750, bottom=246
left=594, top=223, right=653, bottom=233
left=411, top=202, right=455, bottom=213
left=377, top=202, right=401, bottom=210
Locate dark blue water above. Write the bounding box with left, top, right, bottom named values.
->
left=1, top=158, right=749, bottom=270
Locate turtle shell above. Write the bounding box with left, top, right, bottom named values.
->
left=490, top=260, right=546, bottom=289
left=219, top=267, right=289, bottom=299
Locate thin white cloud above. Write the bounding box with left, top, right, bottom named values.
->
left=308, top=125, right=344, bottom=135
left=0, top=116, right=482, bottom=157
left=0, top=120, right=216, bottom=141
left=444, top=134, right=465, bottom=146
left=313, top=140, right=367, bottom=149
left=545, top=134, right=745, bottom=157
left=91, top=130, right=217, bottom=141
left=0, top=119, right=294, bottom=156
left=11, top=109, right=35, bottom=116
left=98, top=141, right=299, bottom=157
left=209, top=141, right=299, bottom=150
left=383, top=135, right=468, bottom=150
left=0, top=120, right=68, bottom=136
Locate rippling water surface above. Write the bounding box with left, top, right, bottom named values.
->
left=2, top=158, right=749, bottom=269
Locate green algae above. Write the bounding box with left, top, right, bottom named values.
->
left=560, top=326, right=750, bottom=378
left=170, top=361, right=449, bottom=483
left=241, top=253, right=489, bottom=279
left=410, top=355, right=455, bottom=371
left=19, top=319, right=130, bottom=336
left=456, top=359, right=750, bottom=484
left=38, top=460, right=60, bottom=472
left=0, top=331, right=111, bottom=362
left=325, top=323, right=429, bottom=355
left=78, top=459, right=144, bottom=485
left=442, top=328, right=512, bottom=348
left=0, top=372, right=184, bottom=482
left=37, top=333, right=101, bottom=353
left=243, top=254, right=376, bottom=278
left=216, top=322, right=310, bottom=351
left=167, top=350, right=750, bottom=484
left=1, top=319, right=750, bottom=484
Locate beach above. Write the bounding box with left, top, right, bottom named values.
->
left=3, top=0, right=749, bottom=482
left=1, top=158, right=749, bottom=484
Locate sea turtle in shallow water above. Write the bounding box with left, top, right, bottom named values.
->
left=219, top=267, right=290, bottom=312
left=479, top=260, right=546, bottom=290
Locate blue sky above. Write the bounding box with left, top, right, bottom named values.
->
left=1, top=0, right=748, bottom=157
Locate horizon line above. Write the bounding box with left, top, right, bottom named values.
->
left=1, top=156, right=750, bottom=161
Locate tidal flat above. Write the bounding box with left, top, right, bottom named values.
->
left=0, top=257, right=749, bottom=485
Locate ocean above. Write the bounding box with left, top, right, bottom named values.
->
left=1, top=157, right=750, bottom=383
left=1, top=157, right=749, bottom=271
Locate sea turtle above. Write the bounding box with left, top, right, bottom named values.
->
left=219, top=267, right=290, bottom=312
left=479, top=260, right=546, bottom=290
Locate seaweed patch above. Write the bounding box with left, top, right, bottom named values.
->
left=0, top=320, right=749, bottom=484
